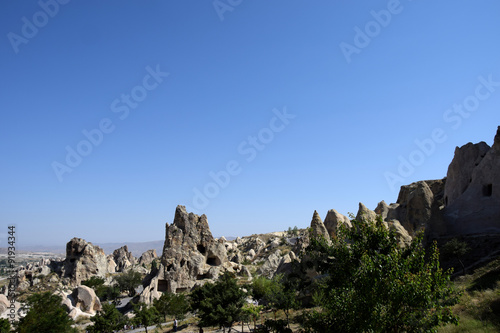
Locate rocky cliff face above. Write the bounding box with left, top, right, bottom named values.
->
left=444, top=126, right=500, bottom=235
left=140, top=205, right=229, bottom=303
left=112, top=245, right=136, bottom=272
left=62, top=238, right=111, bottom=285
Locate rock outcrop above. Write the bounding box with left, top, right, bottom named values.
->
left=356, top=202, right=378, bottom=223
left=112, top=245, right=136, bottom=272
left=62, top=238, right=110, bottom=285
left=70, top=285, right=101, bottom=314
left=140, top=205, right=228, bottom=304
left=138, top=249, right=158, bottom=266
left=310, top=211, right=330, bottom=240
left=324, top=209, right=351, bottom=238
left=444, top=126, right=500, bottom=235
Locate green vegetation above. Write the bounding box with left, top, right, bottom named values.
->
left=439, top=257, right=500, bottom=332
left=442, top=238, right=470, bottom=275
left=153, top=291, right=190, bottom=322
left=88, top=303, right=128, bottom=333
left=132, top=302, right=162, bottom=333
left=299, top=217, right=460, bottom=333
left=113, top=270, right=142, bottom=296
left=191, top=272, right=246, bottom=332
left=15, top=292, right=77, bottom=333
left=82, top=276, right=120, bottom=303
left=0, top=318, right=11, bottom=333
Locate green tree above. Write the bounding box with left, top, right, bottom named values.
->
left=265, top=274, right=298, bottom=328
left=88, top=303, right=128, bottom=333
left=300, top=217, right=460, bottom=333
left=15, top=292, right=77, bottom=333
left=153, top=292, right=190, bottom=322
left=113, top=270, right=142, bottom=296
left=241, top=303, right=263, bottom=332
left=82, top=276, right=105, bottom=289
left=96, top=285, right=121, bottom=303
left=191, top=272, right=246, bottom=332
left=0, top=318, right=11, bottom=333
left=441, top=238, right=470, bottom=275
left=132, top=303, right=162, bottom=333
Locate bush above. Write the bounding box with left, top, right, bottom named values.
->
left=300, top=217, right=460, bottom=333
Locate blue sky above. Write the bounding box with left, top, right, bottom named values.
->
left=1, top=0, right=500, bottom=248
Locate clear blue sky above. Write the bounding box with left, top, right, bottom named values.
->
left=1, top=0, right=500, bottom=248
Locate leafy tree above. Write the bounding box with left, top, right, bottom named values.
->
left=15, top=292, right=77, bottom=333
left=82, top=276, right=105, bottom=289
left=441, top=238, right=470, bottom=275
left=300, top=217, right=460, bottom=333
left=0, top=318, right=11, bottom=333
left=96, top=285, right=121, bottom=303
left=264, top=274, right=298, bottom=328
left=241, top=303, right=263, bottom=332
left=191, top=272, right=246, bottom=332
left=153, top=291, right=190, bottom=321
left=114, top=270, right=142, bottom=296
left=132, top=303, right=162, bottom=333
left=251, top=275, right=297, bottom=329
left=251, top=275, right=274, bottom=301
left=88, top=303, right=128, bottom=333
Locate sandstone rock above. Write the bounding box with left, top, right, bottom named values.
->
left=269, top=239, right=281, bottom=249
left=257, top=250, right=283, bottom=278
left=37, top=266, right=51, bottom=276
left=71, top=285, right=101, bottom=314
left=310, top=211, right=330, bottom=240
left=113, top=245, right=136, bottom=272
left=386, top=220, right=412, bottom=247
left=0, top=294, right=9, bottom=314
left=444, top=126, right=500, bottom=235
left=324, top=209, right=351, bottom=238
left=62, top=238, right=109, bottom=285
left=275, top=253, right=293, bottom=276
left=140, top=205, right=228, bottom=303
left=390, top=179, right=446, bottom=239
left=107, top=256, right=117, bottom=273
left=49, top=274, right=59, bottom=283
left=138, top=249, right=158, bottom=266
left=17, top=281, right=29, bottom=291
left=356, top=203, right=377, bottom=222
left=444, top=141, right=490, bottom=206
left=68, top=308, right=78, bottom=320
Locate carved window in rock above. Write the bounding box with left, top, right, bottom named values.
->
left=197, top=244, right=206, bottom=255
left=157, top=279, right=168, bottom=292
left=206, top=255, right=221, bottom=266
left=483, top=184, right=493, bottom=197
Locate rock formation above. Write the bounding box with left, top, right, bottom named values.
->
left=112, top=245, right=136, bottom=272
left=443, top=126, right=500, bottom=235
left=70, top=285, right=101, bottom=314
left=138, top=249, right=158, bottom=266
left=140, top=205, right=228, bottom=303
left=324, top=209, right=351, bottom=238
left=310, top=210, right=330, bottom=240
left=62, top=238, right=110, bottom=285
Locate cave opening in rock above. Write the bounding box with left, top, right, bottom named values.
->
left=197, top=273, right=210, bottom=280
left=158, top=279, right=168, bottom=292
left=206, top=256, right=221, bottom=266
left=483, top=184, right=493, bottom=197
left=197, top=244, right=206, bottom=255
